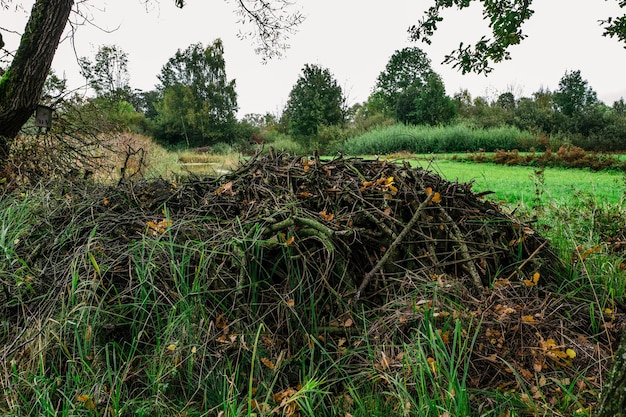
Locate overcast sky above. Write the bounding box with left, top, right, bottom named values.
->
left=4, top=0, right=626, bottom=117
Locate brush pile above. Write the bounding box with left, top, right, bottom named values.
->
left=1, top=152, right=618, bottom=414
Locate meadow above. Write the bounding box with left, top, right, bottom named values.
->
left=0, top=135, right=624, bottom=416
left=408, top=157, right=625, bottom=207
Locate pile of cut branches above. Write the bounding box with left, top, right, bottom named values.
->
left=1, top=153, right=618, bottom=414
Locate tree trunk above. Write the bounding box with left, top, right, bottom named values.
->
left=597, top=329, right=626, bottom=416
left=0, top=0, right=74, bottom=148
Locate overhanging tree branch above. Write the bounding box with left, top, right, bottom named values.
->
left=409, top=0, right=625, bottom=74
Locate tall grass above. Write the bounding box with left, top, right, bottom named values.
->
left=336, top=123, right=540, bottom=155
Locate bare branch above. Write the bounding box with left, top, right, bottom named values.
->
left=230, top=0, right=305, bottom=61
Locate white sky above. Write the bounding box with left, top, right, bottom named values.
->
left=4, top=0, right=626, bottom=117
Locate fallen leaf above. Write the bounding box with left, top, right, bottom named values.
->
left=379, top=352, right=393, bottom=370
left=283, top=235, right=295, bottom=247
left=261, top=357, right=275, bottom=370
left=215, top=181, right=234, bottom=195
left=216, top=313, right=228, bottom=330
left=319, top=210, right=334, bottom=221
left=520, top=367, right=533, bottom=379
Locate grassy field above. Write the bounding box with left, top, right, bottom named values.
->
left=0, top=147, right=624, bottom=417
left=408, top=157, right=625, bottom=207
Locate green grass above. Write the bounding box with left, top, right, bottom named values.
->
left=409, top=158, right=625, bottom=207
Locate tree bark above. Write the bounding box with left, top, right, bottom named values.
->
left=0, top=0, right=74, bottom=145
left=597, top=329, right=626, bottom=416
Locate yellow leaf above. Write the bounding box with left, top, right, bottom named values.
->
left=77, top=394, right=95, bottom=411
left=493, top=278, right=511, bottom=288
left=522, top=315, right=537, bottom=323
left=533, top=271, right=540, bottom=283
left=261, top=357, right=275, bottom=369
left=566, top=348, right=576, bottom=359
left=191, top=346, right=197, bottom=354
left=432, top=192, right=442, bottom=204
left=215, top=181, right=234, bottom=195
left=286, top=299, right=295, bottom=307
left=146, top=218, right=171, bottom=235
left=427, top=357, right=437, bottom=374
left=319, top=210, right=334, bottom=221
left=533, top=362, right=543, bottom=372
left=167, top=344, right=176, bottom=351
left=103, top=197, right=110, bottom=207
left=519, top=367, right=533, bottom=379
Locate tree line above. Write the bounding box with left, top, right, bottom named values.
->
left=59, top=41, right=626, bottom=153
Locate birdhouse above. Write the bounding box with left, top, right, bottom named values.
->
left=35, top=104, right=53, bottom=129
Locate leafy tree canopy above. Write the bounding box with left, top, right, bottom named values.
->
left=79, top=44, right=131, bottom=100
left=400, top=72, right=457, bottom=126
left=552, top=69, right=599, bottom=117
left=283, top=64, right=345, bottom=142
left=153, top=40, right=238, bottom=145
left=373, top=47, right=434, bottom=115
left=410, top=0, right=626, bottom=74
